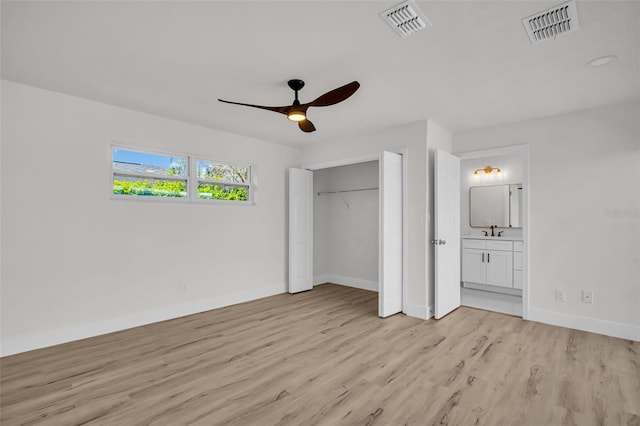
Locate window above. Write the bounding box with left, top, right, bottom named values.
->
left=112, top=148, right=188, bottom=198
left=196, top=159, right=250, bottom=201
left=112, top=146, right=252, bottom=204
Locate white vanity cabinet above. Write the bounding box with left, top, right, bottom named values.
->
left=462, top=238, right=521, bottom=290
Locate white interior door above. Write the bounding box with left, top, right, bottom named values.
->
left=288, top=168, right=313, bottom=293
left=379, top=151, right=403, bottom=317
left=434, top=149, right=460, bottom=319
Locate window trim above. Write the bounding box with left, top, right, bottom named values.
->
left=193, top=157, right=253, bottom=204
left=111, top=144, right=254, bottom=205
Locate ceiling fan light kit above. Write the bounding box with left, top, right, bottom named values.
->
left=287, top=111, right=306, bottom=122
left=218, top=79, right=360, bottom=133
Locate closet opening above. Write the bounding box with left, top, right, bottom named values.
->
left=313, top=161, right=380, bottom=297
left=288, top=151, right=406, bottom=318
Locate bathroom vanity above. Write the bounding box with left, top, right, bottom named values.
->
left=461, top=236, right=523, bottom=295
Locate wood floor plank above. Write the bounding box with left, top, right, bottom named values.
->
left=2, top=284, right=639, bottom=425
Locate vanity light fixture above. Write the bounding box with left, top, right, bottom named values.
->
left=473, top=166, right=502, bottom=179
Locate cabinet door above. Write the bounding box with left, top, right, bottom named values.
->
left=462, top=249, right=485, bottom=284
left=485, top=250, right=513, bottom=288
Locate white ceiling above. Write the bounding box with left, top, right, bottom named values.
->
left=2, top=1, right=638, bottom=146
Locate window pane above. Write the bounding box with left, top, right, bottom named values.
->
left=113, top=148, right=186, bottom=177
left=198, top=183, right=248, bottom=201
left=113, top=176, right=187, bottom=198
left=196, top=160, right=248, bottom=183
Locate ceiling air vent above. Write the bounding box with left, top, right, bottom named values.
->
left=380, top=0, right=432, bottom=37
left=522, top=0, right=580, bottom=44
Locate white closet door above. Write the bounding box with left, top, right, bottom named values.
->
left=434, top=149, right=461, bottom=319
left=288, top=168, right=313, bottom=293
left=379, top=151, right=403, bottom=317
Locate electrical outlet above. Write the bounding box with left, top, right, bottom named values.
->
left=582, top=290, right=593, bottom=304
left=555, top=289, right=565, bottom=303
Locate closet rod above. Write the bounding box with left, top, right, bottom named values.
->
left=317, top=187, right=379, bottom=196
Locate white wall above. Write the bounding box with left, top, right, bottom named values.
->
left=0, top=81, right=301, bottom=355
left=460, top=153, right=523, bottom=238
left=302, top=121, right=430, bottom=318
left=313, top=161, right=378, bottom=291
left=5, top=81, right=633, bottom=357
left=454, top=101, right=640, bottom=340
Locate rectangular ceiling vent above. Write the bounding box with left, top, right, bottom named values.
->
left=522, top=0, right=580, bottom=44
left=380, top=0, right=432, bottom=38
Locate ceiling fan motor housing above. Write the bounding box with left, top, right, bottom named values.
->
left=287, top=79, right=305, bottom=91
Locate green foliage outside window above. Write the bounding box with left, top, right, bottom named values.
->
left=165, top=157, right=187, bottom=177
left=198, top=184, right=248, bottom=201
left=113, top=179, right=187, bottom=197
left=197, top=161, right=248, bottom=183
left=113, top=180, right=248, bottom=201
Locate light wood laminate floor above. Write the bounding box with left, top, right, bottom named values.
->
left=1, top=284, right=639, bottom=425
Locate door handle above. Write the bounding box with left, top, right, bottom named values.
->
left=430, top=239, right=447, bottom=245
left=482, top=252, right=484, bottom=262
left=487, top=253, right=490, bottom=263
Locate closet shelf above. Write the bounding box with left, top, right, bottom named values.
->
left=317, top=187, right=379, bottom=196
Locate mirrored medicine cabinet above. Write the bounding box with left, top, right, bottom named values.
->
left=469, top=184, right=522, bottom=228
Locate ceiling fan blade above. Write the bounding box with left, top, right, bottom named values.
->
left=306, top=81, right=360, bottom=107
left=218, top=99, right=290, bottom=115
left=298, top=119, right=316, bottom=133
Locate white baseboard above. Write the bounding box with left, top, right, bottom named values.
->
left=313, top=274, right=332, bottom=287
left=1, top=282, right=287, bottom=357
left=528, top=307, right=640, bottom=342
left=314, top=274, right=378, bottom=292
left=404, top=303, right=431, bottom=320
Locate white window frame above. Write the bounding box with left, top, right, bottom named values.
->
left=111, top=144, right=254, bottom=205
left=111, top=146, right=189, bottom=202
left=193, top=157, right=253, bottom=204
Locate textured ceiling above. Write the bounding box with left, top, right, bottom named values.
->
left=2, top=1, right=638, bottom=146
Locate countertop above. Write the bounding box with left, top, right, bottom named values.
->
left=462, top=235, right=523, bottom=242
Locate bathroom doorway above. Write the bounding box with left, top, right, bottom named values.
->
left=457, top=145, right=529, bottom=318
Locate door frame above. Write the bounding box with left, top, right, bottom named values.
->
left=455, top=144, right=530, bottom=319
left=303, top=149, right=409, bottom=314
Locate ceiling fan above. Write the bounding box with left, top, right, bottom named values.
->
left=218, top=79, right=360, bottom=133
